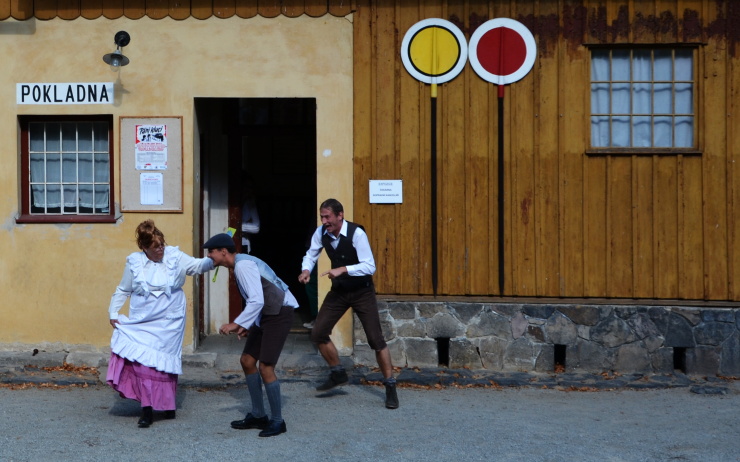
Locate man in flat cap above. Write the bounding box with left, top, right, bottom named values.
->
left=204, top=233, right=298, bottom=438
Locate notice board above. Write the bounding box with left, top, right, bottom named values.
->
left=119, top=116, right=183, bottom=212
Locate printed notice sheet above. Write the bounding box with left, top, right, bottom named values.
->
left=140, top=173, right=164, bottom=205
left=135, top=124, right=168, bottom=170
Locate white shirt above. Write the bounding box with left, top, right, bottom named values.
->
left=301, top=220, right=376, bottom=277
left=233, top=259, right=299, bottom=330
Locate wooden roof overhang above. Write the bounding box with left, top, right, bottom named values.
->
left=0, top=0, right=355, bottom=20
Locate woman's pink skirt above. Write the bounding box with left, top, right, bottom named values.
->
left=106, top=353, right=178, bottom=411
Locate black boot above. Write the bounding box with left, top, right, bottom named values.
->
left=138, top=406, right=153, bottom=428
left=385, top=383, right=399, bottom=409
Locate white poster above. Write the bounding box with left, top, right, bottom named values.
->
left=135, top=124, right=168, bottom=170
left=140, top=173, right=164, bottom=205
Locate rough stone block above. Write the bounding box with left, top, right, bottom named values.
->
left=686, top=346, right=720, bottom=376
left=572, top=340, right=613, bottom=373
left=467, top=310, right=511, bottom=339
left=650, top=347, right=674, bottom=374
left=449, top=303, right=484, bottom=323
left=627, top=312, right=662, bottom=340
left=417, top=302, right=447, bottom=319
left=396, top=320, right=425, bottom=338
left=425, top=313, right=464, bottom=339
left=503, top=337, right=536, bottom=371
left=534, top=343, right=554, bottom=372
left=473, top=337, right=507, bottom=370
left=491, top=303, right=523, bottom=317
left=511, top=312, right=528, bottom=339
left=701, top=309, right=735, bottom=323
left=590, top=316, right=636, bottom=348
left=672, top=307, right=702, bottom=326
left=404, top=338, right=438, bottom=368
left=719, top=331, right=740, bottom=376
left=522, top=304, right=556, bottom=320
left=558, top=305, right=602, bottom=326
left=545, top=312, right=578, bottom=345
left=615, top=342, right=651, bottom=373
left=449, top=338, right=483, bottom=369
left=387, top=302, right=416, bottom=320
left=694, top=322, right=735, bottom=346
left=663, top=314, right=696, bottom=347
left=526, top=325, right=545, bottom=342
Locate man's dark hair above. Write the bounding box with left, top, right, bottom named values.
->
left=320, top=198, right=343, bottom=215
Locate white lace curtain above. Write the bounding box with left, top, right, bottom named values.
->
left=29, top=122, right=110, bottom=212
left=591, top=48, right=694, bottom=148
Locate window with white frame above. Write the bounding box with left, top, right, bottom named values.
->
left=590, top=47, right=695, bottom=150
left=18, top=115, right=115, bottom=223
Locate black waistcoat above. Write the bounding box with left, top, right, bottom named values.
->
left=321, top=221, right=373, bottom=292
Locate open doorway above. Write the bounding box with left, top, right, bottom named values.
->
left=195, top=97, right=317, bottom=337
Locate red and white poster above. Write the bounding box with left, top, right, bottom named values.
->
left=135, top=124, right=168, bottom=170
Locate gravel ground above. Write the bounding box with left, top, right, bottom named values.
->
left=1, top=381, right=738, bottom=462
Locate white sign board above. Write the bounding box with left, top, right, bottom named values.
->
left=17, top=82, right=114, bottom=104
left=369, top=180, right=403, bottom=204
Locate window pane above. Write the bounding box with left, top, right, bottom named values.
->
left=93, top=122, right=108, bottom=151
left=675, top=83, right=693, bottom=113
left=633, top=83, right=651, bottom=114
left=79, top=153, right=93, bottom=181
left=30, top=153, right=44, bottom=182
left=612, top=83, right=630, bottom=113
left=78, top=123, right=93, bottom=152
left=47, top=184, right=61, bottom=208
left=46, top=153, right=61, bottom=182
left=633, top=50, right=652, bottom=81
left=591, top=83, right=609, bottom=113
left=654, top=49, right=673, bottom=80
left=654, top=116, right=673, bottom=147
left=31, top=185, right=45, bottom=209
left=62, top=153, right=77, bottom=182
left=62, top=123, right=77, bottom=152
left=95, top=185, right=110, bottom=213
left=45, top=123, right=61, bottom=151
left=63, top=185, right=78, bottom=212
left=654, top=83, right=673, bottom=114
left=612, top=49, right=630, bottom=80
left=591, top=50, right=610, bottom=81
left=675, top=49, right=693, bottom=80
left=94, top=154, right=110, bottom=182
left=612, top=116, right=630, bottom=147
left=29, top=123, right=45, bottom=152
left=633, top=116, right=652, bottom=147
left=675, top=116, right=694, bottom=147
left=591, top=116, right=610, bottom=147
left=79, top=184, right=94, bottom=210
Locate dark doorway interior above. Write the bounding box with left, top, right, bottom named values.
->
left=196, top=97, right=317, bottom=329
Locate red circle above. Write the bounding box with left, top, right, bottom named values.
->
left=477, top=27, right=527, bottom=76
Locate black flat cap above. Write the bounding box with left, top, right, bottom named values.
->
left=203, top=233, right=236, bottom=250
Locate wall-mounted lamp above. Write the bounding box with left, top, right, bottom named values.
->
left=102, top=31, right=131, bottom=71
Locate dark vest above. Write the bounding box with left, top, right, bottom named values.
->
left=321, top=221, right=374, bottom=292
left=235, top=255, right=284, bottom=315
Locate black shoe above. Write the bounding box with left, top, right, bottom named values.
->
left=164, top=410, right=176, bottom=420
left=385, top=383, right=399, bottom=409
left=138, top=406, right=153, bottom=428
left=316, top=370, right=349, bottom=391
left=230, top=413, right=269, bottom=430
left=258, top=420, right=287, bottom=437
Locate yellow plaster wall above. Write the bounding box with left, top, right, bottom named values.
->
left=0, top=15, right=354, bottom=352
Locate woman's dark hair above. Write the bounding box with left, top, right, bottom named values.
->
left=136, top=219, right=166, bottom=250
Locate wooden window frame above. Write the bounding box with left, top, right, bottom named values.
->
left=586, top=44, right=701, bottom=157
left=17, top=114, right=116, bottom=224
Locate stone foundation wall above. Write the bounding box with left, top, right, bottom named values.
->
left=351, top=301, right=740, bottom=376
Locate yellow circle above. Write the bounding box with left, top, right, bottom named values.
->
left=409, top=27, right=460, bottom=76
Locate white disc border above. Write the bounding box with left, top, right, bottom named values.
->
left=401, top=18, right=468, bottom=85
left=468, top=18, right=537, bottom=85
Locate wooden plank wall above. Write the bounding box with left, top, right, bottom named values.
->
left=353, top=0, right=739, bottom=301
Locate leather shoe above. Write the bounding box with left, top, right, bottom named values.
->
left=164, top=410, right=176, bottom=420
left=138, top=406, right=153, bottom=428
left=258, top=420, right=287, bottom=437
left=316, top=370, right=348, bottom=391
left=231, top=413, right=269, bottom=430
left=385, top=383, right=399, bottom=409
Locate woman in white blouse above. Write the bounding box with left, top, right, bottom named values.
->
left=106, top=220, right=214, bottom=428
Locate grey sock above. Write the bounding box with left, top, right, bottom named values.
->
left=245, top=372, right=266, bottom=418
left=330, top=365, right=345, bottom=373
left=264, top=380, right=283, bottom=423
left=383, top=376, right=396, bottom=386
